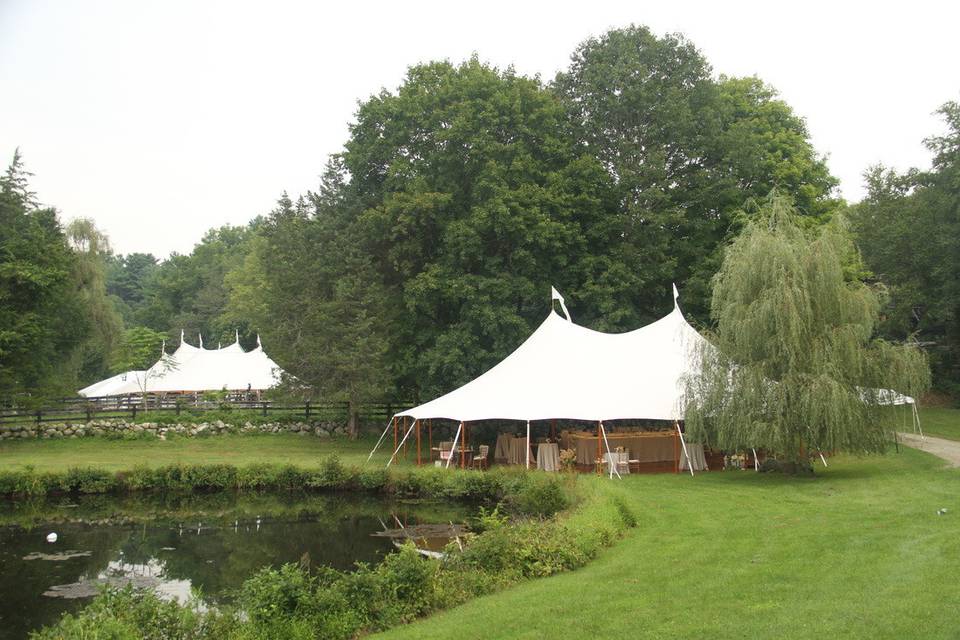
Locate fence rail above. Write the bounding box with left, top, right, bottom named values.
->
left=0, top=395, right=413, bottom=429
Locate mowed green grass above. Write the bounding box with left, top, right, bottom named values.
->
left=376, top=453, right=960, bottom=639
left=918, top=406, right=960, bottom=440
left=0, top=433, right=401, bottom=471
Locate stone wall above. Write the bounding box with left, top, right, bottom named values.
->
left=0, top=419, right=350, bottom=440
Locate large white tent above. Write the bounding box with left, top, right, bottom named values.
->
left=78, top=334, right=284, bottom=397
left=395, top=289, right=707, bottom=423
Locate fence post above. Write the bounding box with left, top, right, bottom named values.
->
left=85, top=405, right=92, bottom=422
left=305, top=401, right=311, bottom=421
left=36, top=410, right=41, bottom=425
left=262, top=402, right=268, bottom=417
left=132, top=405, right=138, bottom=421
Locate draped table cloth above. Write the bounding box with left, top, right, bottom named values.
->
left=536, top=442, right=560, bottom=472
left=494, top=434, right=512, bottom=463
left=604, top=451, right=630, bottom=475
left=679, top=442, right=708, bottom=471
left=506, top=436, right=533, bottom=466
left=571, top=432, right=676, bottom=466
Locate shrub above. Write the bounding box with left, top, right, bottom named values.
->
left=509, top=476, right=569, bottom=517
left=59, top=467, right=116, bottom=494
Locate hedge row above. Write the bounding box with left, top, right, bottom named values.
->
left=0, top=458, right=569, bottom=517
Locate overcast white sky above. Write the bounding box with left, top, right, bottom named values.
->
left=1, top=0, right=957, bottom=258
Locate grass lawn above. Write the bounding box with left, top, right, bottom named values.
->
left=375, top=447, right=960, bottom=639
left=918, top=406, right=960, bottom=441
left=0, top=433, right=401, bottom=471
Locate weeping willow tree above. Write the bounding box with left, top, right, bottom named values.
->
left=684, top=194, right=930, bottom=472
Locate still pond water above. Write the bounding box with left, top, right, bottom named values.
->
left=0, top=492, right=471, bottom=638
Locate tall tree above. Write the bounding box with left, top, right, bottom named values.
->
left=340, top=57, right=617, bottom=397
left=65, top=218, right=124, bottom=385
left=684, top=194, right=930, bottom=472
left=553, top=26, right=839, bottom=322
left=849, top=101, right=960, bottom=395
left=0, top=151, right=87, bottom=401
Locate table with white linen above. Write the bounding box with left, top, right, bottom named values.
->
left=679, top=442, right=708, bottom=471
left=494, top=433, right=512, bottom=463
left=507, top=436, right=533, bottom=466
left=536, top=442, right=560, bottom=472
left=604, top=451, right=631, bottom=475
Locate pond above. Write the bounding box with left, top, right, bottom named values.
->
left=0, top=492, right=472, bottom=639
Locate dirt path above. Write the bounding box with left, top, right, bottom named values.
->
left=898, top=432, right=960, bottom=467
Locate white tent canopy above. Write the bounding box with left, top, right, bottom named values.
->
left=396, top=294, right=709, bottom=423
left=78, top=334, right=284, bottom=396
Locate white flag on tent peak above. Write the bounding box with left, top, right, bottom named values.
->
left=551, top=286, right=572, bottom=322
left=672, top=283, right=680, bottom=307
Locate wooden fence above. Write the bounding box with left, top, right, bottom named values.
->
left=0, top=395, right=412, bottom=430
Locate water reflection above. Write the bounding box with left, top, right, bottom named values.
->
left=0, top=492, right=470, bottom=639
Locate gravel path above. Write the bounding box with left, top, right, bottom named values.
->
left=898, top=432, right=960, bottom=467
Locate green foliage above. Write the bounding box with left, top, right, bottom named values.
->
left=0, top=150, right=89, bottom=401
left=509, top=474, right=570, bottom=517
left=29, top=586, right=211, bottom=640
left=64, top=218, right=124, bottom=387
left=553, top=26, right=840, bottom=323
left=684, top=193, right=931, bottom=465
left=849, top=101, right=960, bottom=396
left=110, top=326, right=168, bottom=374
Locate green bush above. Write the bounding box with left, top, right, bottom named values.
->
left=59, top=467, right=116, bottom=494
left=509, top=475, right=569, bottom=517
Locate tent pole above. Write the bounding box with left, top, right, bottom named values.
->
left=366, top=417, right=395, bottom=465
left=403, top=416, right=408, bottom=460
left=674, top=426, right=679, bottom=474
left=461, top=422, right=467, bottom=469
left=914, top=403, right=924, bottom=440
left=551, top=418, right=556, bottom=442
left=752, top=448, right=759, bottom=472
left=428, top=419, right=433, bottom=462
left=526, top=420, right=531, bottom=470
left=446, top=422, right=462, bottom=469
left=818, top=451, right=828, bottom=467
left=676, top=422, right=694, bottom=477
left=416, top=420, right=421, bottom=466
left=392, top=416, right=398, bottom=464
left=599, top=421, right=621, bottom=480
left=386, top=419, right=417, bottom=469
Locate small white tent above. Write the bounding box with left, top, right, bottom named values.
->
left=78, top=334, right=284, bottom=397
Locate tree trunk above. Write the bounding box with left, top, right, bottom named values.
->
left=347, top=399, right=359, bottom=440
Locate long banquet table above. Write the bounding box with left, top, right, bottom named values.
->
left=569, top=431, right=676, bottom=466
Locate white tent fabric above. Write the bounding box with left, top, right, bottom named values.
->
left=78, top=370, right=146, bottom=397
left=397, top=302, right=710, bottom=422
left=78, top=337, right=284, bottom=396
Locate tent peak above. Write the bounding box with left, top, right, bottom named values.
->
left=551, top=286, right=572, bottom=322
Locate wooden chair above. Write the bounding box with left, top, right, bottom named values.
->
left=471, top=445, right=490, bottom=470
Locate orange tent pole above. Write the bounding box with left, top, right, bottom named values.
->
left=428, top=419, right=433, bottom=461
left=460, top=422, right=467, bottom=469
left=391, top=416, right=398, bottom=465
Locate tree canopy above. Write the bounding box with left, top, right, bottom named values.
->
left=684, top=194, right=930, bottom=470
left=849, top=101, right=960, bottom=395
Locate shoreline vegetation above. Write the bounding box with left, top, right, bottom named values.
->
left=15, top=457, right=638, bottom=640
